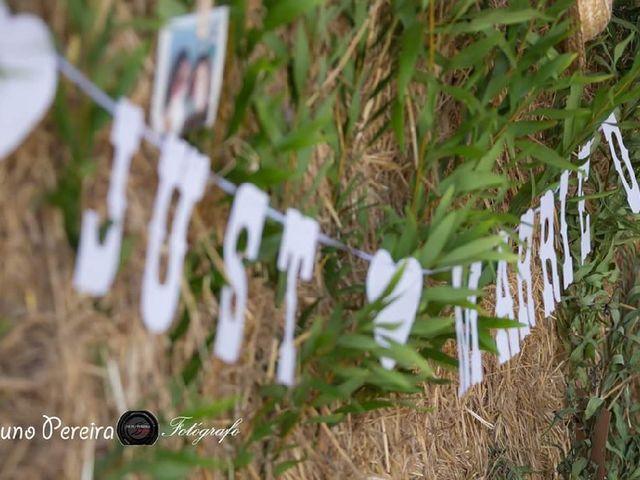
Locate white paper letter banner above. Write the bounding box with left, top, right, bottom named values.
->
left=15, top=11, right=640, bottom=397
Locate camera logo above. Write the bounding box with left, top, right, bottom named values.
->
left=116, top=410, right=159, bottom=446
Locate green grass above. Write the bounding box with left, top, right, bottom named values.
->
left=487, top=447, right=534, bottom=480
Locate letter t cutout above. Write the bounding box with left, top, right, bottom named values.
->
left=276, top=209, right=319, bottom=386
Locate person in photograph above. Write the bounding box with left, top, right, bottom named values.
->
left=164, top=49, right=191, bottom=135
left=183, top=53, right=212, bottom=132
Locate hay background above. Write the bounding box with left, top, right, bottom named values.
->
left=0, top=1, right=573, bottom=479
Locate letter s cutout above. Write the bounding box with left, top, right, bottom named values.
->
left=214, top=183, right=269, bottom=363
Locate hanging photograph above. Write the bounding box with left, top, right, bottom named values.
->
left=151, top=6, right=229, bottom=136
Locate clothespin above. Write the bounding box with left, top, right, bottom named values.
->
left=196, top=0, right=212, bottom=39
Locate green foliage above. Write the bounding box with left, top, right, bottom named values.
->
left=49, top=1, right=150, bottom=247
left=487, top=447, right=534, bottom=480
left=556, top=209, right=640, bottom=480
left=48, top=0, right=640, bottom=477
left=553, top=6, right=640, bottom=478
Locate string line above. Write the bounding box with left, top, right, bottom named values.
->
left=55, top=54, right=586, bottom=278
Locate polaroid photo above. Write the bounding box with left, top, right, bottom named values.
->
left=151, top=6, right=229, bottom=136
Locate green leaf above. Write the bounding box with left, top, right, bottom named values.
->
left=156, top=0, right=188, bottom=21
left=454, top=171, right=506, bottom=193
left=562, top=83, right=583, bottom=152
left=423, top=286, right=482, bottom=303
left=614, top=32, right=635, bottom=69
left=391, top=98, right=405, bottom=149
left=307, top=412, right=345, bottom=424
left=397, top=23, right=422, bottom=97
left=571, top=457, right=588, bottom=477
left=180, top=396, right=238, bottom=420
left=431, top=185, right=457, bottom=225
left=507, top=120, right=557, bottom=137
left=275, top=101, right=334, bottom=152
left=517, top=139, right=578, bottom=170
left=384, top=342, right=435, bottom=377
left=337, top=334, right=380, bottom=351
left=263, top=0, right=326, bottom=31
left=274, top=459, right=305, bottom=476
left=585, top=396, right=604, bottom=420
left=419, top=212, right=457, bottom=267
left=478, top=327, right=498, bottom=354
left=367, top=366, right=417, bottom=391
left=446, top=31, right=502, bottom=69
left=478, top=316, right=526, bottom=329
left=440, top=83, right=484, bottom=114
left=411, top=316, right=454, bottom=337
left=443, top=8, right=551, bottom=34
left=292, top=24, right=311, bottom=103
left=226, top=58, right=278, bottom=138
left=436, top=235, right=504, bottom=266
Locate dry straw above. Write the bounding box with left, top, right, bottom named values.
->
left=570, top=0, right=613, bottom=68
left=577, top=0, right=613, bottom=41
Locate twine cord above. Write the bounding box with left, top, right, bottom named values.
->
left=56, top=53, right=596, bottom=278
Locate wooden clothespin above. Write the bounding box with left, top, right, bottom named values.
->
left=196, top=0, right=213, bottom=39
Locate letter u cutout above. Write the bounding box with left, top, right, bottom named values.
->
left=73, top=99, right=144, bottom=296
left=141, top=137, right=209, bottom=333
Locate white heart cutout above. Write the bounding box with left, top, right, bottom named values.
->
left=0, top=6, right=57, bottom=159
left=366, top=249, right=423, bottom=370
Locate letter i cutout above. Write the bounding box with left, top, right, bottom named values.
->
left=578, top=140, right=593, bottom=264
left=559, top=170, right=573, bottom=289
left=495, top=232, right=518, bottom=364
left=452, top=262, right=482, bottom=397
